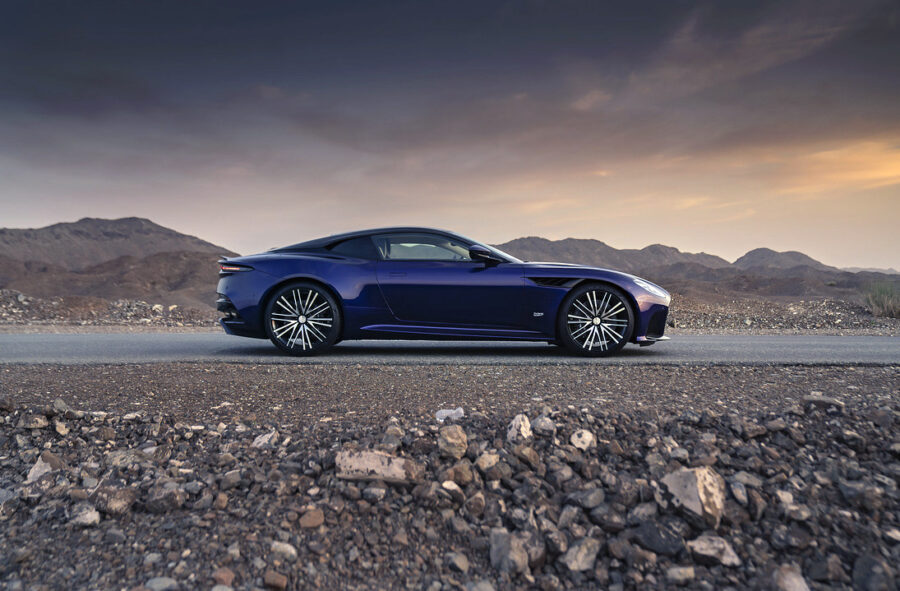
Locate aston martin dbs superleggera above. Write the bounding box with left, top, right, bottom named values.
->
left=217, top=227, right=670, bottom=356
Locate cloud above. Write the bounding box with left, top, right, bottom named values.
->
left=624, top=0, right=885, bottom=102
left=570, top=89, right=611, bottom=112
left=774, top=140, right=900, bottom=195
left=6, top=68, right=171, bottom=121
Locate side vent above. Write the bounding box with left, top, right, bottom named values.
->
left=528, top=277, right=575, bottom=287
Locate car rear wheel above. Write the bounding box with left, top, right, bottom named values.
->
left=558, top=284, right=634, bottom=357
left=264, top=282, right=341, bottom=356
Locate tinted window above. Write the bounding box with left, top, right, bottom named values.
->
left=374, top=233, right=472, bottom=261
left=328, top=236, right=379, bottom=259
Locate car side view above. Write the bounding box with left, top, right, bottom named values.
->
left=216, top=227, right=670, bottom=357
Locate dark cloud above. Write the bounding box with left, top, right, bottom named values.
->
left=8, top=69, right=169, bottom=120
left=0, top=0, right=898, bottom=267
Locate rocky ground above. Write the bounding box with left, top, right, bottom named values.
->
left=0, top=290, right=216, bottom=329
left=667, top=295, right=899, bottom=336
left=1, top=364, right=898, bottom=590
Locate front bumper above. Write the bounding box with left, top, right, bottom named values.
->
left=633, top=301, right=669, bottom=344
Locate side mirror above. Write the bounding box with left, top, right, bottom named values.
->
left=469, top=244, right=503, bottom=264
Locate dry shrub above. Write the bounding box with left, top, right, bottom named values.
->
left=864, top=282, right=900, bottom=318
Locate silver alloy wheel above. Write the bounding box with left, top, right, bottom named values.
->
left=566, top=289, right=630, bottom=352
left=269, top=287, right=334, bottom=351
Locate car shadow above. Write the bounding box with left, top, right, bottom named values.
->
left=215, top=340, right=665, bottom=360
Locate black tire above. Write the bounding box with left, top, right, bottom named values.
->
left=557, top=283, right=634, bottom=357
left=263, top=282, right=342, bottom=356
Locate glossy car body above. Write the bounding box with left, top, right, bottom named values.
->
left=217, top=227, right=670, bottom=354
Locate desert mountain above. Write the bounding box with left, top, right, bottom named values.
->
left=496, top=237, right=898, bottom=300
left=733, top=247, right=834, bottom=271
left=0, top=217, right=234, bottom=270
left=0, top=218, right=236, bottom=309
left=1, top=218, right=896, bottom=309
left=843, top=266, right=899, bottom=275
left=496, top=237, right=731, bottom=274
left=0, top=251, right=223, bottom=310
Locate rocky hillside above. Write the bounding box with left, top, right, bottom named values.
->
left=0, top=219, right=236, bottom=310
left=496, top=237, right=731, bottom=274
left=733, top=248, right=835, bottom=272
left=0, top=217, right=233, bottom=270
left=495, top=238, right=899, bottom=300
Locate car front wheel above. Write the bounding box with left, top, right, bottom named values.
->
left=558, top=284, right=634, bottom=357
left=264, top=282, right=341, bottom=356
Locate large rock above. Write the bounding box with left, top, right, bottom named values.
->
left=19, top=414, right=49, bottom=429
left=251, top=430, right=277, bottom=448
left=92, top=486, right=137, bottom=515
left=558, top=537, right=601, bottom=572
left=489, top=528, right=528, bottom=574
left=271, top=541, right=298, bottom=562
left=532, top=416, right=557, bottom=437
left=435, top=407, right=464, bottom=422
left=475, top=453, right=511, bottom=480
left=26, top=450, right=67, bottom=484
left=145, top=577, right=179, bottom=591
left=26, top=457, right=53, bottom=484
left=146, top=484, right=187, bottom=513
left=802, top=394, right=845, bottom=413
left=0, top=487, right=18, bottom=518
left=335, top=449, right=424, bottom=484
left=299, top=508, right=325, bottom=528
left=852, top=554, right=895, bottom=591
left=263, top=570, right=287, bottom=590
left=69, top=502, right=100, bottom=527
left=772, top=563, right=811, bottom=591
left=438, top=425, right=468, bottom=459
left=632, top=520, right=685, bottom=556
left=569, top=430, right=596, bottom=451
left=662, top=467, right=726, bottom=528
left=686, top=535, right=741, bottom=567
left=667, top=566, right=695, bottom=585
left=507, top=414, right=532, bottom=443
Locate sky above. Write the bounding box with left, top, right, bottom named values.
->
left=1, top=0, right=899, bottom=268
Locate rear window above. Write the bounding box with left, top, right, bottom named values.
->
left=328, top=236, right=379, bottom=259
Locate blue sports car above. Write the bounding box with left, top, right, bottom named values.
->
left=217, top=227, right=670, bottom=356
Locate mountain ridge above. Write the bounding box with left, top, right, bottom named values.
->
left=493, top=237, right=833, bottom=273
left=0, top=217, right=235, bottom=271
left=0, top=218, right=896, bottom=309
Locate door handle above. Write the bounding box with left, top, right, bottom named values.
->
left=388, top=272, right=407, bottom=277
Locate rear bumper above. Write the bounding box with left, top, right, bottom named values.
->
left=219, top=318, right=266, bottom=339
left=217, top=293, right=266, bottom=339
left=635, top=335, right=670, bottom=347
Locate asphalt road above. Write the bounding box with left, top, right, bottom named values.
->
left=0, top=333, right=897, bottom=365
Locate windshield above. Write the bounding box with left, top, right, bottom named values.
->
left=451, top=232, right=522, bottom=263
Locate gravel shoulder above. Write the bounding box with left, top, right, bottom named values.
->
left=1, top=363, right=897, bottom=591
left=2, top=363, right=897, bottom=425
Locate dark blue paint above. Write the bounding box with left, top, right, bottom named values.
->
left=217, top=227, right=671, bottom=346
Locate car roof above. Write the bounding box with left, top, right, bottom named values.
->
left=273, top=227, right=470, bottom=251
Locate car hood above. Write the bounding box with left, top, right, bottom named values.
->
left=519, top=260, right=637, bottom=279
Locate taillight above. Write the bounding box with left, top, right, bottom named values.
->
left=219, top=264, right=252, bottom=273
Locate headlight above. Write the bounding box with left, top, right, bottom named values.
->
left=633, top=278, right=669, bottom=299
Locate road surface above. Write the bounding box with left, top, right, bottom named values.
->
left=0, top=333, right=897, bottom=365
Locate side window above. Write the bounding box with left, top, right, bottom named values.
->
left=374, top=234, right=472, bottom=261
left=328, top=236, right=379, bottom=259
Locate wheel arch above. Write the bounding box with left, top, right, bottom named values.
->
left=557, top=279, right=640, bottom=343
left=259, top=276, right=346, bottom=340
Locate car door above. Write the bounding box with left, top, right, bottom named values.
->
left=373, top=232, right=525, bottom=328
